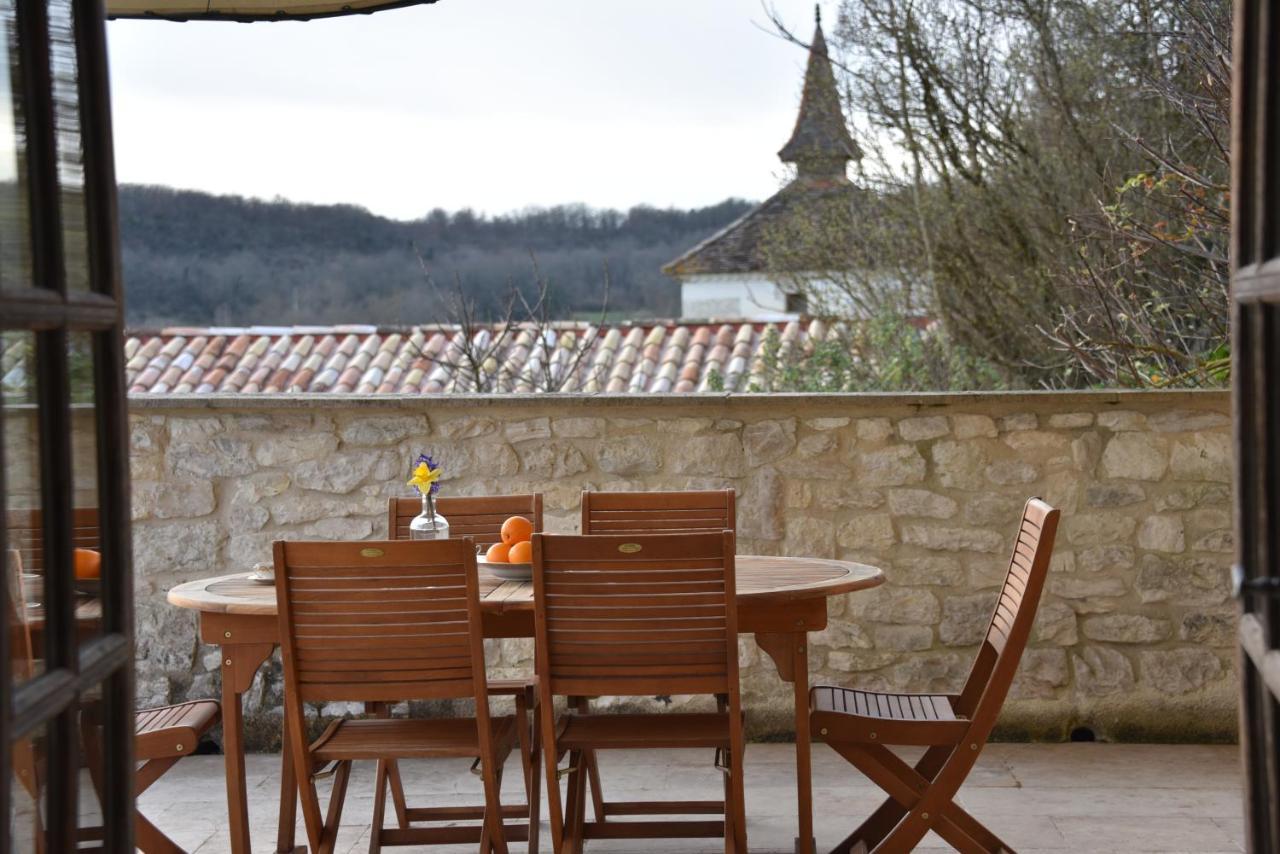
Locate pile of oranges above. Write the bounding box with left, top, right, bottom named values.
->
left=484, top=516, right=534, bottom=564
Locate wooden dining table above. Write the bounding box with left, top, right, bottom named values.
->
left=167, top=554, right=883, bottom=854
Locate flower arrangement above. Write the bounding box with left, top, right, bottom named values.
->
left=406, top=453, right=442, bottom=496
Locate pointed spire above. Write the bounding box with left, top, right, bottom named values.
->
left=778, top=6, right=860, bottom=178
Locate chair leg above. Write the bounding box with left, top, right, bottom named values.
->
left=562, top=750, right=588, bottom=854
left=830, top=745, right=950, bottom=854
left=526, top=710, right=542, bottom=854
left=540, top=703, right=565, bottom=850
left=135, top=810, right=186, bottom=854
left=316, top=760, right=352, bottom=854
left=370, top=760, right=389, bottom=854
left=570, top=697, right=606, bottom=822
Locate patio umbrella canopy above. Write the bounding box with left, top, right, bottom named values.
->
left=106, top=0, right=436, bottom=22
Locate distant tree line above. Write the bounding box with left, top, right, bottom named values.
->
left=117, top=185, right=753, bottom=327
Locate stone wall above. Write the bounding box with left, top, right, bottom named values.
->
left=126, top=391, right=1236, bottom=747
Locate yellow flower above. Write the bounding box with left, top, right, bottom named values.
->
left=406, top=461, right=442, bottom=491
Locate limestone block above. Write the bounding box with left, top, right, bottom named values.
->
left=805, top=417, right=849, bottom=431
left=670, top=434, right=745, bottom=477
left=853, top=445, right=926, bottom=487
left=825, top=650, right=897, bottom=673
left=855, top=418, right=893, bottom=442
left=505, top=418, right=552, bottom=443
left=814, top=483, right=885, bottom=509
left=1179, top=610, right=1236, bottom=646
left=253, top=433, right=339, bottom=468
left=132, top=519, right=221, bottom=577
left=901, top=523, right=1003, bottom=553
left=1011, top=649, right=1070, bottom=698
left=985, top=460, right=1041, bottom=485
left=883, top=556, right=965, bottom=587
left=872, top=624, right=934, bottom=652
left=1003, top=431, right=1071, bottom=454
left=1048, top=576, right=1128, bottom=603
left=1065, top=513, right=1137, bottom=546
left=132, top=481, right=215, bottom=521
left=669, top=419, right=715, bottom=434
left=1140, top=648, right=1224, bottom=695
left=518, top=442, right=590, bottom=479
left=302, top=516, right=374, bottom=540
left=1077, top=545, right=1136, bottom=573
left=952, top=414, right=998, bottom=439
left=1135, top=554, right=1229, bottom=605
left=1081, top=614, right=1172, bottom=643
left=293, top=450, right=391, bottom=494
left=885, top=653, right=970, bottom=693
left=739, top=466, right=784, bottom=541
left=552, top=417, right=605, bottom=438
left=1137, top=515, right=1185, bottom=553
left=338, top=414, right=429, bottom=446
left=784, top=480, right=811, bottom=510
left=931, top=441, right=987, bottom=490
left=784, top=516, right=835, bottom=557
left=848, top=586, right=942, bottom=625
left=963, top=494, right=1024, bottom=527
left=1084, top=482, right=1146, bottom=507
left=227, top=531, right=278, bottom=567
left=1169, top=433, right=1232, bottom=482
left=1192, top=530, right=1233, bottom=553
left=1100, top=433, right=1168, bottom=481
left=1071, top=432, right=1102, bottom=473
left=887, top=488, right=958, bottom=519
left=1097, top=410, right=1147, bottom=431
left=1072, top=647, right=1136, bottom=696
left=795, top=433, right=837, bottom=458
left=999, top=413, right=1038, bottom=432
left=1034, top=600, right=1079, bottom=645
left=897, top=416, right=949, bottom=442
left=812, top=618, right=874, bottom=652
left=167, top=435, right=257, bottom=478
left=1048, top=412, right=1094, bottom=429
left=1147, top=410, right=1231, bottom=433
left=167, top=416, right=223, bottom=442
left=939, top=593, right=996, bottom=646
left=836, top=513, right=895, bottom=550
left=596, top=436, right=661, bottom=475
left=743, top=419, right=797, bottom=467
left=437, top=416, right=497, bottom=439
left=1155, top=484, right=1231, bottom=511
left=228, top=502, right=270, bottom=533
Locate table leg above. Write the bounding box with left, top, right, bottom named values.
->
left=754, top=632, right=816, bottom=854
left=792, top=637, right=815, bottom=854
left=219, top=642, right=275, bottom=854
left=278, top=714, right=300, bottom=853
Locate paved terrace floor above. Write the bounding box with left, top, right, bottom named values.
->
left=137, top=743, right=1243, bottom=853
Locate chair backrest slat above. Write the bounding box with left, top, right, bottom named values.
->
left=7, top=507, right=100, bottom=573
left=956, top=498, right=1059, bottom=722
left=275, top=538, right=488, bottom=704
left=580, top=490, right=735, bottom=537
left=533, top=531, right=737, bottom=698
left=388, top=494, right=543, bottom=547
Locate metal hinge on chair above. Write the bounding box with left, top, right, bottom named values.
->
left=310, top=760, right=341, bottom=780
left=714, top=747, right=731, bottom=776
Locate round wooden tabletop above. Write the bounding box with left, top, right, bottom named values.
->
left=167, top=554, right=883, bottom=616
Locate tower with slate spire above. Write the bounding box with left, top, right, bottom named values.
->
left=664, top=6, right=866, bottom=320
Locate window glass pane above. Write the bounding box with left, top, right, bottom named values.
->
left=0, top=0, right=31, bottom=291
left=48, top=0, right=87, bottom=292
left=3, top=330, right=42, bottom=684
left=67, top=331, right=100, bottom=646
left=8, top=720, right=45, bottom=854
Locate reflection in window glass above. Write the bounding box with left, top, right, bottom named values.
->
left=8, top=720, right=45, bottom=854
left=48, top=0, right=87, bottom=292
left=3, top=331, right=43, bottom=684
left=0, top=0, right=30, bottom=291
left=68, top=331, right=101, bottom=645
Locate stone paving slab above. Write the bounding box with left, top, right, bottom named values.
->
left=130, top=743, right=1245, bottom=853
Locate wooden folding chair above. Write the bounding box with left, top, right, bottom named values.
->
left=8, top=511, right=222, bottom=854
left=385, top=494, right=541, bottom=846
left=533, top=531, right=748, bottom=853
left=811, top=498, right=1060, bottom=854
left=275, top=537, right=536, bottom=854
left=580, top=489, right=735, bottom=537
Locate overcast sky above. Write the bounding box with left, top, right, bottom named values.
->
left=105, top=0, right=831, bottom=221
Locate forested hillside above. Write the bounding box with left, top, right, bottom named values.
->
left=118, top=185, right=754, bottom=327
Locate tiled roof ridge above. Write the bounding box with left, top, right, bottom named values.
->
left=118, top=318, right=850, bottom=395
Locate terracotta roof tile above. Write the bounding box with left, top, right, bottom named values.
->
left=113, top=320, right=849, bottom=395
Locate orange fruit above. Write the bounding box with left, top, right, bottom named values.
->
left=74, top=548, right=101, bottom=580
left=507, top=540, right=532, bottom=564
left=501, top=516, right=533, bottom=545
left=484, top=542, right=510, bottom=563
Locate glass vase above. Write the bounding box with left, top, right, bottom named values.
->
left=409, top=492, right=450, bottom=540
